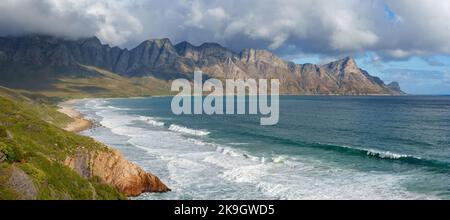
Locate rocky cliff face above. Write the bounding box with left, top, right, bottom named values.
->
left=0, top=34, right=404, bottom=95
left=64, top=148, right=170, bottom=197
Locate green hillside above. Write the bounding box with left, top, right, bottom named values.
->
left=0, top=88, right=125, bottom=200
left=0, top=64, right=171, bottom=103
left=38, top=65, right=172, bottom=100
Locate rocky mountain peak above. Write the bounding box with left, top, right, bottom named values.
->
left=175, top=41, right=235, bottom=62
left=140, top=38, right=173, bottom=48
left=153, top=38, right=173, bottom=47
left=174, top=41, right=194, bottom=53
left=332, top=56, right=358, bottom=69
left=323, top=56, right=360, bottom=74
left=239, top=48, right=279, bottom=63
left=341, top=56, right=359, bottom=74
left=343, top=56, right=357, bottom=67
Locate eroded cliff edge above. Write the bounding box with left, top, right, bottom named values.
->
left=65, top=148, right=170, bottom=196
left=58, top=100, right=170, bottom=197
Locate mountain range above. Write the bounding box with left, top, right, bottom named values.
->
left=0, top=35, right=404, bottom=95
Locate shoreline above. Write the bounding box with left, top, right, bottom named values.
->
left=57, top=98, right=171, bottom=196
left=58, top=99, right=93, bottom=133
left=56, top=96, right=447, bottom=200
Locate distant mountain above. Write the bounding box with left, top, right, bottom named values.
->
left=0, top=35, right=404, bottom=95
left=387, top=81, right=405, bottom=95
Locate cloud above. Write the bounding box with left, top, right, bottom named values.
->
left=375, top=0, right=450, bottom=60
left=177, top=0, right=383, bottom=54
left=0, top=0, right=143, bottom=45
left=0, top=0, right=450, bottom=61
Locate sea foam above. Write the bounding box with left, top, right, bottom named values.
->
left=139, top=116, right=165, bottom=127
left=169, top=124, right=210, bottom=136
left=365, top=149, right=419, bottom=160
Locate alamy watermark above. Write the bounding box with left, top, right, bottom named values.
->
left=171, top=70, right=280, bottom=126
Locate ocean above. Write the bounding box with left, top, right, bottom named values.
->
left=74, top=96, right=450, bottom=200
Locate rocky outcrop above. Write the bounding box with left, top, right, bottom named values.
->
left=7, top=166, right=38, bottom=200
left=0, top=34, right=404, bottom=95
left=64, top=148, right=170, bottom=197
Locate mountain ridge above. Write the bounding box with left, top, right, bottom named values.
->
left=0, top=34, right=405, bottom=95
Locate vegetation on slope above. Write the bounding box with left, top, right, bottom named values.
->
left=0, top=86, right=72, bottom=128
left=0, top=90, right=125, bottom=200
left=0, top=64, right=172, bottom=102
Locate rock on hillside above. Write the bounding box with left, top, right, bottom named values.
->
left=64, top=148, right=170, bottom=196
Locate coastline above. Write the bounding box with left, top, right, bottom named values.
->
left=58, top=99, right=93, bottom=133
left=57, top=99, right=171, bottom=197
left=55, top=96, right=449, bottom=200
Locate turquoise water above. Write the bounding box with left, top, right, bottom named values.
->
left=75, top=96, right=450, bottom=200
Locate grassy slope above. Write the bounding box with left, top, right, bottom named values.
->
left=34, top=65, right=171, bottom=101
left=0, top=65, right=172, bottom=200
left=0, top=88, right=125, bottom=200
left=0, top=86, right=73, bottom=128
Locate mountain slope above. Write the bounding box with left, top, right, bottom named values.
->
left=0, top=35, right=404, bottom=95
left=0, top=88, right=170, bottom=199
left=0, top=91, right=122, bottom=199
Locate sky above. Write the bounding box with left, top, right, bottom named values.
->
left=0, top=0, right=449, bottom=94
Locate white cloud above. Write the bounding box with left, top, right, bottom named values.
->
left=82, top=1, right=143, bottom=45
left=0, top=0, right=143, bottom=45
left=0, top=0, right=450, bottom=60
left=380, top=0, right=450, bottom=58
left=207, top=7, right=227, bottom=20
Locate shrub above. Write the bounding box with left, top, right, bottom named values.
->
left=0, top=142, right=24, bottom=163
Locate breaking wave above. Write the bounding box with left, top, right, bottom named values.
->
left=139, top=116, right=165, bottom=127
left=169, top=124, right=210, bottom=136
left=313, top=143, right=450, bottom=171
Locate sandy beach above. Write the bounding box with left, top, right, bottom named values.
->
left=58, top=100, right=93, bottom=133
